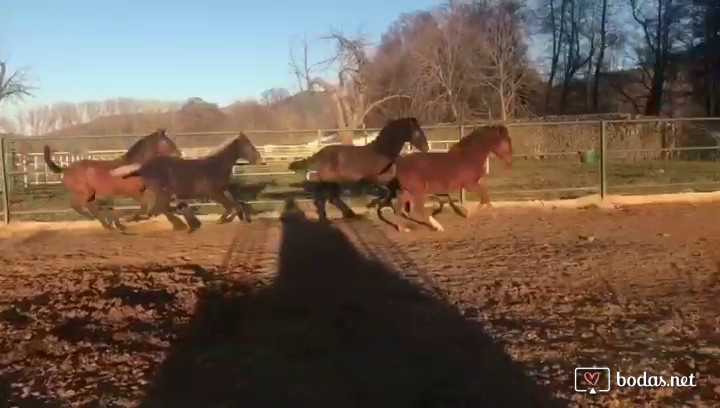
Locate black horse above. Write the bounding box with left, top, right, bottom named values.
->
left=288, top=117, right=430, bottom=221
left=110, top=133, right=264, bottom=233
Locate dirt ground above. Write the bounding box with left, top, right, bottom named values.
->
left=0, top=202, right=719, bottom=407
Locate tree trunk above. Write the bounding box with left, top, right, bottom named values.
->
left=544, top=0, right=562, bottom=112
left=592, top=0, right=608, bottom=112
left=644, top=0, right=669, bottom=116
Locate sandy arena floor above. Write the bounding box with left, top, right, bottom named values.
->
left=0, top=202, right=719, bottom=407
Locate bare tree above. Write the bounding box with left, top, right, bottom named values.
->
left=535, top=0, right=569, bottom=111
left=0, top=59, right=35, bottom=110
left=592, top=0, right=610, bottom=111
left=409, top=4, right=485, bottom=122
left=0, top=115, right=17, bottom=133
left=78, top=101, right=104, bottom=123
left=261, top=87, right=291, bottom=106
left=289, top=34, right=325, bottom=92
left=308, top=30, right=411, bottom=135
left=54, top=102, right=82, bottom=129
left=18, top=106, right=53, bottom=136
left=483, top=6, right=528, bottom=120
left=629, top=0, right=690, bottom=115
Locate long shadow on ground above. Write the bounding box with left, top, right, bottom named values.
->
left=138, top=201, right=564, bottom=408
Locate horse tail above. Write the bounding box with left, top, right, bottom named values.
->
left=109, top=163, right=142, bottom=178
left=43, top=145, right=65, bottom=174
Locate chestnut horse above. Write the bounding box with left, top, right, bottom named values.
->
left=373, top=125, right=513, bottom=232
left=109, top=133, right=264, bottom=233
left=287, top=117, right=430, bottom=221
left=43, top=129, right=180, bottom=230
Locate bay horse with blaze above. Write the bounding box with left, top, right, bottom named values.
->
left=374, top=125, right=513, bottom=232
left=287, top=117, right=430, bottom=221
left=109, top=133, right=264, bottom=233
left=43, top=128, right=181, bottom=230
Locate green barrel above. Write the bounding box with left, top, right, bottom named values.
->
left=581, top=149, right=599, bottom=165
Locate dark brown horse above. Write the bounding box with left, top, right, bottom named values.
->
left=109, top=133, right=264, bottom=233
left=43, top=129, right=181, bottom=230
left=373, top=125, right=513, bottom=232
left=287, top=117, right=430, bottom=221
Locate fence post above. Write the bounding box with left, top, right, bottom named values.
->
left=0, top=138, right=10, bottom=224
left=600, top=120, right=607, bottom=200
left=459, top=123, right=466, bottom=204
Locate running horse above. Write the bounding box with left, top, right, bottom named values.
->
left=373, top=125, right=513, bottom=232
left=109, top=133, right=264, bottom=233
left=43, top=129, right=181, bottom=230
left=287, top=117, right=430, bottom=221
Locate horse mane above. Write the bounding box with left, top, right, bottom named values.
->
left=452, top=125, right=509, bottom=153
left=370, top=117, right=419, bottom=155
left=122, top=128, right=167, bottom=160
left=375, top=117, right=418, bottom=139
left=203, top=132, right=249, bottom=160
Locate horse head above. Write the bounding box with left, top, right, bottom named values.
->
left=405, top=117, right=430, bottom=153
left=125, top=128, right=182, bottom=164
left=485, top=125, right=513, bottom=167
left=452, top=125, right=513, bottom=168
left=234, top=132, right=264, bottom=165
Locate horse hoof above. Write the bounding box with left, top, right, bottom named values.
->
left=395, top=225, right=409, bottom=232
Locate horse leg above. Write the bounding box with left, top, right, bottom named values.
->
left=176, top=202, right=202, bottom=233
left=153, top=191, right=187, bottom=231
left=444, top=193, right=469, bottom=218
left=327, top=182, right=357, bottom=219
left=238, top=200, right=252, bottom=223
left=397, top=190, right=429, bottom=228
left=378, top=189, right=412, bottom=232
left=105, top=203, right=129, bottom=232
left=410, top=193, right=444, bottom=232
left=225, top=190, right=252, bottom=224
left=466, top=178, right=493, bottom=215
left=125, top=192, right=151, bottom=223
left=431, top=195, right=446, bottom=216
left=70, top=195, right=95, bottom=221
left=86, top=200, right=114, bottom=230
left=95, top=197, right=131, bottom=232
left=375, top=185, right=403, bottom=231
left=313, top=183, right=329, bottom=222
left=208, top=190, right=238, bottom=224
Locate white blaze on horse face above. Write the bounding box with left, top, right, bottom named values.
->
left=306, top=170, right=318, bottom=181
left=428, top=215, right=445, bottom=232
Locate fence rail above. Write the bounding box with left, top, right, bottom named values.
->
left=1, top=118, right=720, bottom=224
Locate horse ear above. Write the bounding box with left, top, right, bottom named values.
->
left=157, top=138, right=174, bottom=151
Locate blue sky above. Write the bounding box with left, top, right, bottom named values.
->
left=2, top=0, right=439, bottom=112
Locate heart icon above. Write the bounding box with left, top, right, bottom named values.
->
left=584, top=371, right=600, bottom=386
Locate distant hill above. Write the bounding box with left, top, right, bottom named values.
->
left=47, top=91, right=339, bottom=138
